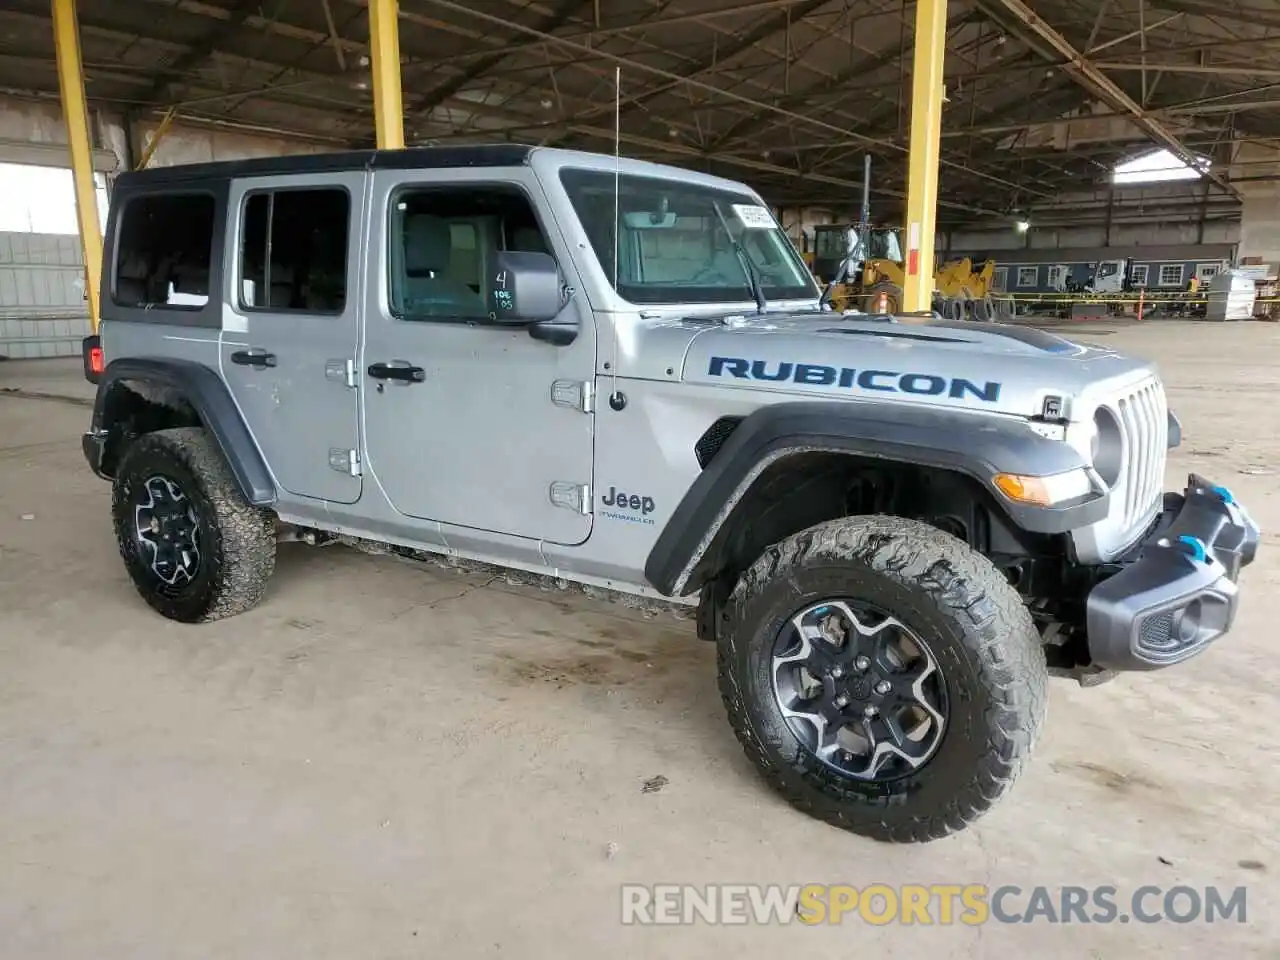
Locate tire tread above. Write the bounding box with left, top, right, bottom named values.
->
left=717, top=514, right=1048, bottom=843
left=112, top=427, right=275, bottom=622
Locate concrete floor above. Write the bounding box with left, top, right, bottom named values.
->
left=0, top=321, right=1277, bottom=958
left=0, top=355, right=96, bottom=404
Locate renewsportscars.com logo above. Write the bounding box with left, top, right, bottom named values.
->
left=620, top=883, right=1249, bottom=926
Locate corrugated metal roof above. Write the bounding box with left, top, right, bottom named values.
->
left=0, top=0, right=1269, bottom=224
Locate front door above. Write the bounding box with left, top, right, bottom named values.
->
left=220, top=172, right=365, bottom=504
left=361, top=169, right=595, bottom=546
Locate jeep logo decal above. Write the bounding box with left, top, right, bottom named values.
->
left=600, top=486, right=656, bottom=525
left=706, top=356, right=1001, bottom=403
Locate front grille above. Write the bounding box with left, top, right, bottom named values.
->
left=1114, top=379, right=1168, bottom=533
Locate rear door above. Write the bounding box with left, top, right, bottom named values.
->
left=220, top=172, right=365, bottom=504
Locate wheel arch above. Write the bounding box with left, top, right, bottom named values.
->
left=645, top=400, right=1103, bottom=600
left=88, top=357, right=276, bottom=506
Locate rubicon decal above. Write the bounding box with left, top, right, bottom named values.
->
left=707, top=356, right=1001, bottom=403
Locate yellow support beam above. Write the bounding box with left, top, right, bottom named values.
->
left=51, top=0, right=104, bottom=332
left=901, top=0, right=948, bottom=313
left=136, top=106, right=178, bottom=170
left=367, top=0, right=405, bottom=150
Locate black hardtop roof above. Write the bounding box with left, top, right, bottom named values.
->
left=113, top=143, right=535, bottom=187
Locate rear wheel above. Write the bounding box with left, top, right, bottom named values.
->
left=112, top=427, right=276, bottom=623
left=717, top=515, right=1047, bottom=842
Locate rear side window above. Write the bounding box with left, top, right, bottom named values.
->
left=113, top=193, right=215, bottom=309
left=239, top=188, right=350, bottom=313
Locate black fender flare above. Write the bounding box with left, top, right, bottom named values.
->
left=644, top=400, right=1106, bottom=597
left=89, top=357, right=276, bottom=506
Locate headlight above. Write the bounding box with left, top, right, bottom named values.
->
left=993, top=468, right=1095, bottom=506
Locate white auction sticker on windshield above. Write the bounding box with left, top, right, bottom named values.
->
left=732, top=204, right=775, bottom=229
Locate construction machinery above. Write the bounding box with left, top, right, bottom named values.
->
left=810, top=157, right=998, bottom=319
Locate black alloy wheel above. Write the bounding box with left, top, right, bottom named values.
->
left=771, top=599, right=948, bottom=781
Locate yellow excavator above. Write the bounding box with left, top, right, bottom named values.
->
left=809, top=158, right=999, bottom=320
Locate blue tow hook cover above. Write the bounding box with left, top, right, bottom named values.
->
left=1176, top=535, right=1207, bottom=562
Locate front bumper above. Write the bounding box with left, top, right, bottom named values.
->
left=1086, top=474, right=1260, bottom=671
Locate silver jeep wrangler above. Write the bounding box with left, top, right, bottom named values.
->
left=81, top=145, right=1259, bottom=842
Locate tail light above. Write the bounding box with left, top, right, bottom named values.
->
left=82, top=334, right=104, bottom=383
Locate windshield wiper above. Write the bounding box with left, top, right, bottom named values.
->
left=711, top=203, right=767, bottom=314
left=734, top=247, right=768, bottom=314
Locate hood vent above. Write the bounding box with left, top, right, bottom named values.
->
left=816, top=327, right=970, bottom=344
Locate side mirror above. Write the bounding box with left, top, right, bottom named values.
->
left=487, top=250, right=579, bottom=345
left=488, top=250, right=563, bottom=324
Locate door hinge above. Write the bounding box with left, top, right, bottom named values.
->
left=551, top=379, right=594, bottom=413
left=549, top=481, right=590, bottom=515
left=326, top=358, right=358, bottom=389
left=329, top=447, right=361, bottom=477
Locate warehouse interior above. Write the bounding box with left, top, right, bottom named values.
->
left=0, top=2, right=1277, bottom=956
left=2, top=0, right=1280, bottom=353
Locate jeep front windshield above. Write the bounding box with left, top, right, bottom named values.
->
left=559, top=168, right=818, bottom=305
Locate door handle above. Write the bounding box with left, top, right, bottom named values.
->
left=367, top=361, right=426, bottom=383
left=231, top=349, right=277, bottom=368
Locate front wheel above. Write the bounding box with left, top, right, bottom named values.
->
left=717, top=515, right=1047, bottom=843
left=111, top=427, right=276, bottom=623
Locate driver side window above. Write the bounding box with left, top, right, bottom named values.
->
left=387, top=184, right=553, bottom=323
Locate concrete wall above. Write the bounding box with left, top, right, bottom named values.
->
left=1232, top=143, right=1280, bottom=274
left=775, top=206, right=839, bottom=253
left=0, top=232, right=89, bottom=358
left=947, top=179, right=1241, bottom=256
left=949, top=220, right=1239, bottom=255
left=0, top=97, right=332, bottom=179
left=111, top=114, right=333, bottom=169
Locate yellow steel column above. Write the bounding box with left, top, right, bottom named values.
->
left=901, top=0, right=948, bottom=313
left=367, top=0, right=405, bottom=149
left=51, top=0, right=104, bottom=332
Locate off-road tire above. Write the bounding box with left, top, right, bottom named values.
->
left=111, top=427, right=276, bottom=623
left=717, top=515, right=1047, bottom=843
